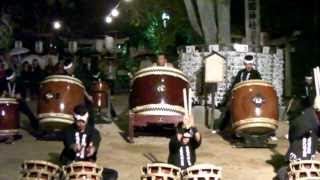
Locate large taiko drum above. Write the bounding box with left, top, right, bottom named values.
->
left=130, top=67, right=189, bottom=116
left=0, top=98, right=19, bottom=137
left=38, top=75, right=85, bottom=131
left=141, top=163, right=181, bottom=180
left=20, top=160, right=61, bottom=180
left=62, top=161, right=103, bottom=180
left=288, top=160, right=320, bottom=180
left=181, top=164, right=222, bottom=180
left=91, top=81, right=108, bottom=109
left=231, top=80, right=279, bottom=135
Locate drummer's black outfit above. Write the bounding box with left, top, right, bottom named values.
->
left=60, top=123, right=118, bottom=180
left=168, top=128, right=201, bottom=169
left=276, top=107, right=320, bottom=180
left=300, top=83, right=316, bottom=108
left=1, top=79, right=38, bottom=130
left=231, top=69, right=262, bottom=88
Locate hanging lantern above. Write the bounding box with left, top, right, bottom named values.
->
left=68, top=41, right=78, bottom=54
left=35, top=41, right=43, bottom=54
left=104, top=36, right=114, bottom=52
left=96, top=40, right=104, bottom=53
left=14, top=41, right=23, bottom=48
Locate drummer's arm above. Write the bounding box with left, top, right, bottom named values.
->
left=84, top=90, right=93, bottom=102
left=169, top=134, right=182, bottom=153
left=191, top=127, right=201, bottom=148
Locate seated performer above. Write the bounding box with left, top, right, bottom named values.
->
left=152, top=53, right=174, bottom=68
left=231, top=54, right=261, bottom=87
left=168, top=114, right=201, bottom=169
left=300, top=75, right=315, bottom=108
left=1, top=69, right=39, bottom=132
left=60, top=104, right=118, bottom=180
left=276, top=96, right=320, bottom=180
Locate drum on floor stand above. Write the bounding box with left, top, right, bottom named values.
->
left=38, top=75, right=85, bottom=131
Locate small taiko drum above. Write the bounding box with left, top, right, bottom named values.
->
left=231, top=80, right=279, bottom=135
left=141, top=163, right=181, bottom=180
left=288, top=160, right=320, bottom=180
left=0, top=98, right=19, bottom=137
left=130, top=66, right=189, bottom=116
left=91, top=81, right=108, bottom=109
left=181, top=164, right=222, bottom=180
left=20, top=160, right=61, bottom=180
left=38, top=75, right=85, bottom=131
left=62, top=161, right=103, bottom=180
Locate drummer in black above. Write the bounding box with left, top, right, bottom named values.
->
left=276, top=96, right=320, bottom=180
left=231, top=54, right=261, bottom=88
left=60, top=104, right=118, bottom=180
left=0, top=69, right=39, bottom=132
left=168, top=114, right=201, bottom=169
left=217, top=55, right=262, bottom=133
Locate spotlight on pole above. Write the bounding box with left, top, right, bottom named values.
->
left=111, top=9, right=119, bottom=17
left=105, top=16, right=113, bottom=24
left=53, top=20, right=62, bottom=30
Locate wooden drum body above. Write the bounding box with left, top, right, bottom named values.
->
left=62, top=161, right=103, bottom=180
left=38, top=75, right=85, bottom=131
left=129, top=67, right=189, bottom=128
left=20, top=160, right=61, bottom=180
left=0, top=98, right=19, bottom=137
left=141, top=163, right=181, bottom=180
left=288, top=160, right=320, bottom=180
left=231, top=80, right=279, bottom=135
left=91, top=81, right=108, bottom=109
left=182, top=164, right=222, bottom=180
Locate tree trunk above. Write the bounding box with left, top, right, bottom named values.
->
left=217, top=0, right=231, bottom=44
left=196, top=0, right=217, bottom=44
left=183, top=0, right=203, bottom=37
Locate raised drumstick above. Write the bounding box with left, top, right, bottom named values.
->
left=183, top=88, right=188, bottom=116
left=188, top=88, right=192, bottom=116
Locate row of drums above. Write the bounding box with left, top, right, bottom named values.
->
left=0, top=75, right=109, bottom=135
left=20, top=160, right=103, bottom=180
left=140, top=163, right=222, bottom=180
left=19, top=160, right=320, bottom=180
left=129, top=66, right=279, bottom=136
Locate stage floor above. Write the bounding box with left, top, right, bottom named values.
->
left=0, top=95, right=293, bottom=180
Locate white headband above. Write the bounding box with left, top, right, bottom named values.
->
left=93, top=72, right=100, bottom=78
left=305, top=76, right=312, bottom=80
left=74, top=112, right=89, bottom=123
left=6, top=72, right=15, bottom=80
left=64, top=63, right=73, bottom=70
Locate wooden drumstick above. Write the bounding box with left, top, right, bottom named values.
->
left=183, top=88, right=188, bottom=115
left=314, top=68, right=320, bottom=96
left=188, top=88, right=192, bottom=116
left=316, top=66, right=320, bottom=96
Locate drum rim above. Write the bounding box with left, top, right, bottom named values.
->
left=232, top=117, right=278, bottom=129
left=185, top=164, right=223, bottom=171
left=232, top=79, right=273, bottom=91
left=132, top=104, right=185, bottom=115
left=0, top=129, right=19, bottom=136
left=38, top=113, right=74, bottom=121
left=146, top=163, right=181, bottom=170
left=23, top=160, right=61, bottom=170
left=133, top=66, right=189, bottom=83
left=41, top=75, right=84, bottom=89
left=232, top=118, right=278, bottom=133
left=62, top=161, right=103, bottom=176
left=0, top=98, right=18, bottom=104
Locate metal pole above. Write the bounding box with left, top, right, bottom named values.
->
left=211, top=83, right=217, bottom=130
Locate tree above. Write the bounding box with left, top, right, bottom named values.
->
left=184, top=0, right=231, bottom=44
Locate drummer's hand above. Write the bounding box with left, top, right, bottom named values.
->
left=15, top=94, right=22, bottom=100
left=183, top=115, right=192, bottom=129
left=86, top=146, right=96, bottom=157
left=73, top=144, right=81, bottom=152
left=1, top=91, right=8, bottom=97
